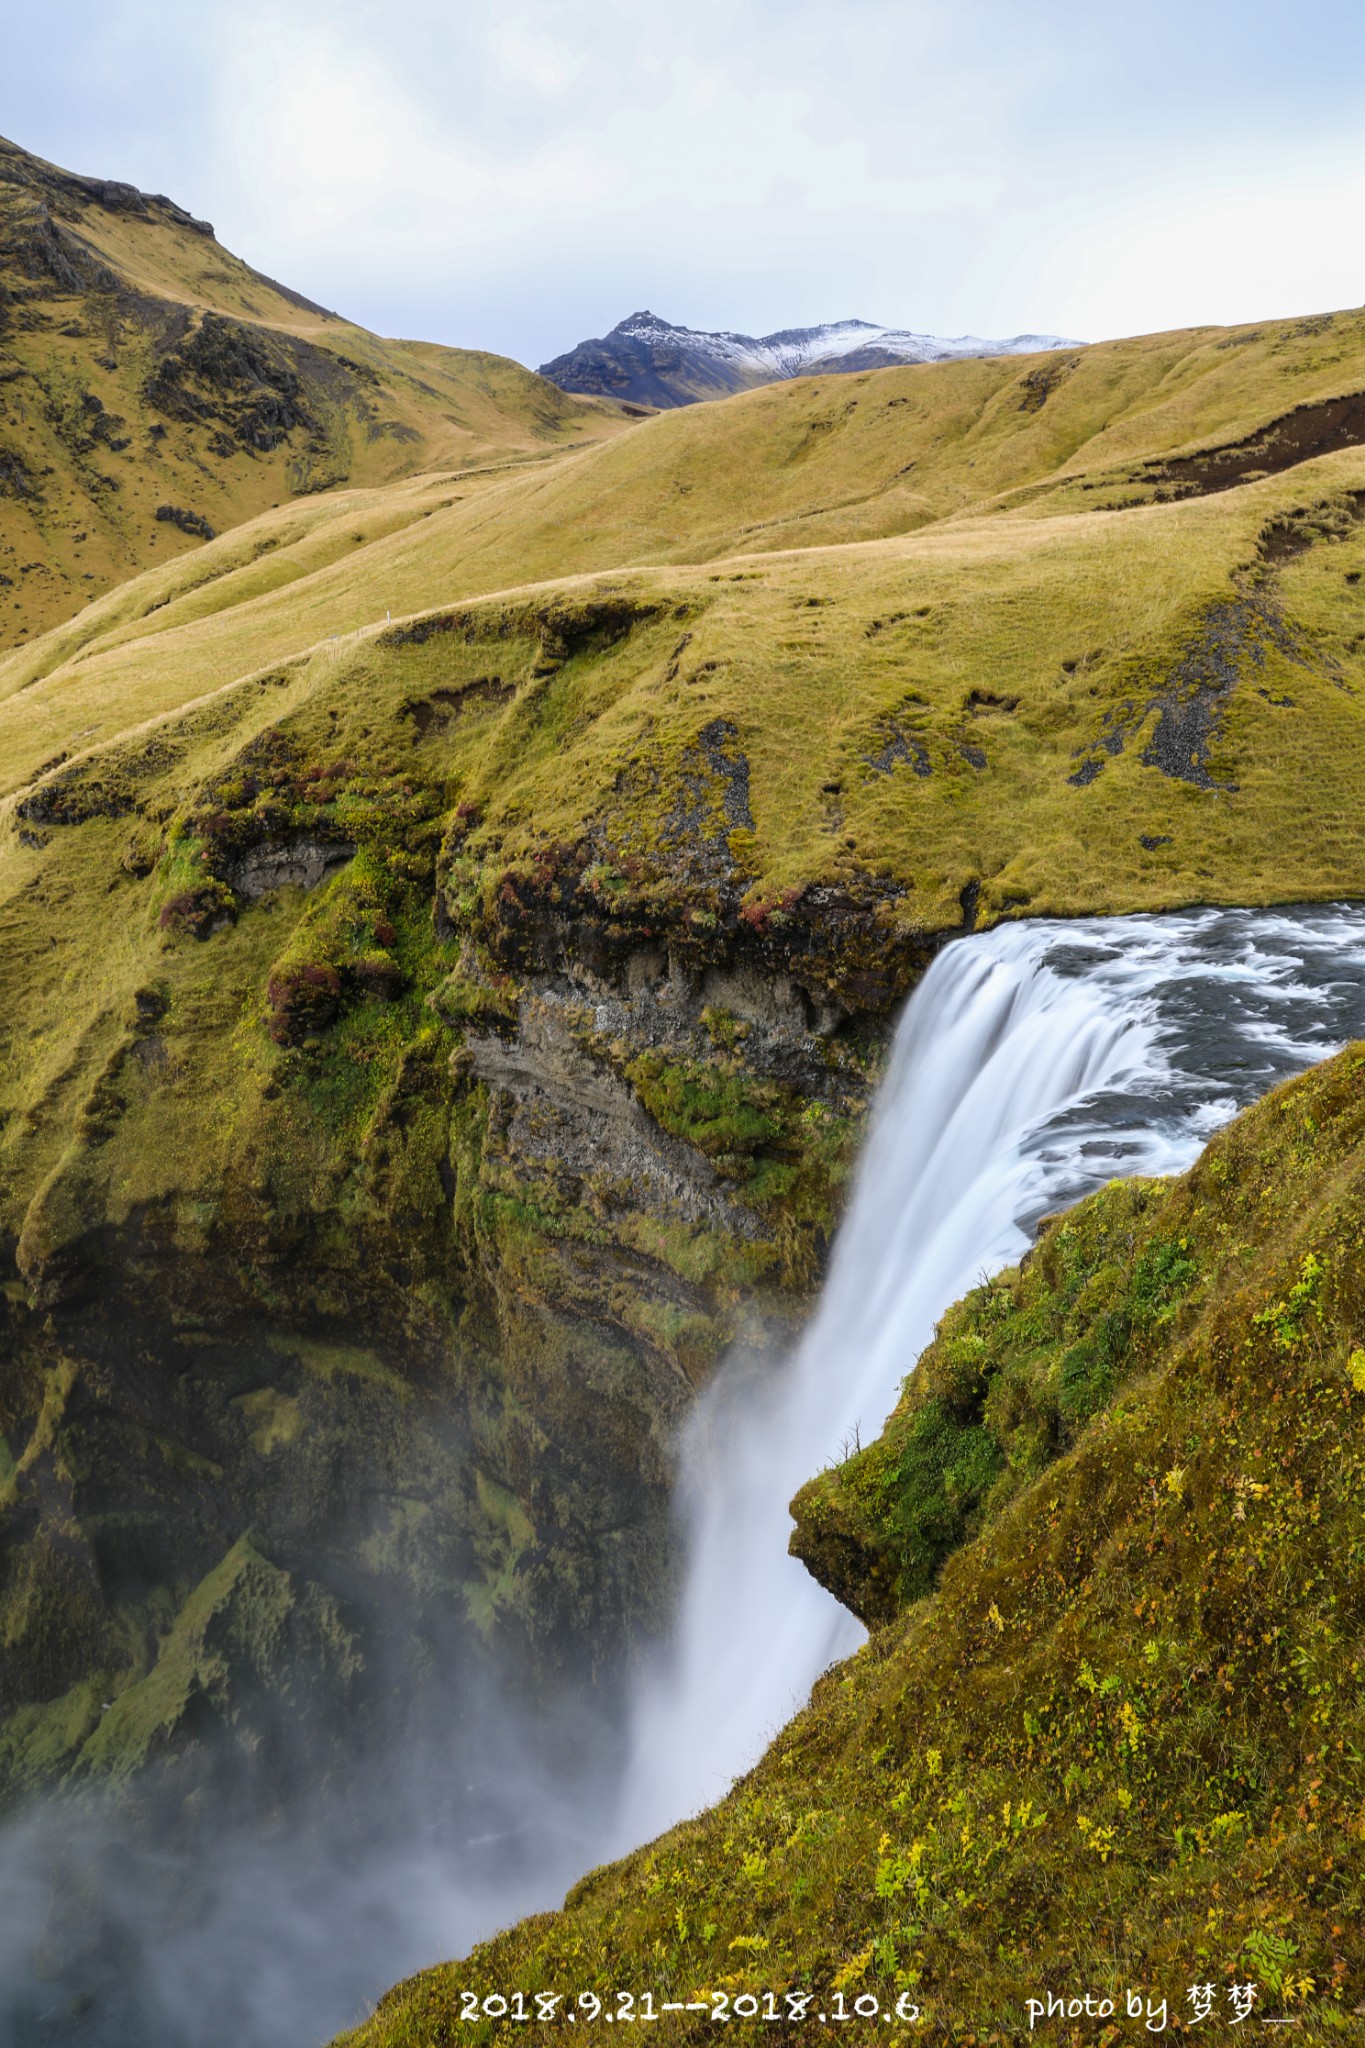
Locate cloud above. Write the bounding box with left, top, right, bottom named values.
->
left=220, top=24, right=622, bottom=245
left=487, top=16, right=589, bottom=96
left=8, top=0, right=1365, bottom=365
left=1019, top=146, right=1365, bottom=342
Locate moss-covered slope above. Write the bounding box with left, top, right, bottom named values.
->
left=6, top=263, right=1365, bottom=1874
left=0, top=134, right=626, bottom=648
left=5, top=390, right=1365, bottom=1805
left=343, top=1042, right=1365, bottom=2044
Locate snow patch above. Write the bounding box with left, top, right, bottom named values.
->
left=602, top=310, right=1078, bottom=378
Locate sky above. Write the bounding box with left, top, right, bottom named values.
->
left=6, top=0, right=1365, bottom=370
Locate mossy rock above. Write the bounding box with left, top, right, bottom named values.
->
left=790, top=1180, right=1199, bottom=1624
left=77, top=1533, right=361, bottom=1787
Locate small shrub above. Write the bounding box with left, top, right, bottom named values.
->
left=158, top=880, right=237, bottom=940
left=266, top=963, right=342, bottom=1045
left=349, top=953, right=404, bottom=1001
left=1058, top=1310, right=1131, bottom=1427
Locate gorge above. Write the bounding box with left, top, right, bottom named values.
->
left=613, top=906, right=1365, bottom=1847
left=4, top=128, right=1365, bottom=2048
left=4, top=907, right=1365, bottom=2044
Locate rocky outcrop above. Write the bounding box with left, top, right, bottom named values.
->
left=0, top=646, right=954, bottom=1813
left=154, top=502, right=215, bottom=540
left=231, top=836, right=354, bottom=897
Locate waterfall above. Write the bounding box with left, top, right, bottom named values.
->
left=6, top=907, right=1365, bottom=2048
left=613, top=905, right=1365, bottom=1846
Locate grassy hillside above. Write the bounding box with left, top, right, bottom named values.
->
left=6, top=300, right=1365, bottom=797
left=3, top=408, right=1365, bottom=1794
left=0, top=135, right=627, bottom=647
left=6, top=426, right=1365, bottom=922
left=340, top=1042, right=1365, bottom=2043
left=4, top=281, right=1365, bottom=2026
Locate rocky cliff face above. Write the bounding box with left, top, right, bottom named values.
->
left=0, top=591, right=956, bottom=1814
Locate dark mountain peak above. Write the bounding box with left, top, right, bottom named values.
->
left=541, top=310, right=1082, bottom=410
left=614, top=310, right=682, bottom=333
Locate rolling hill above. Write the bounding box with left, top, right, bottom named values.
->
left=6, top=304, right=1365, bottom=824
left=3, top=252, right=1365, bottom=2040
left=0, top=135, right=629, bottom=649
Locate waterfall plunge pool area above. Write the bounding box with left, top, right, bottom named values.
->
left=4, top=904, right=1365, bottom=2047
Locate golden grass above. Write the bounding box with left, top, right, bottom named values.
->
left=7, top=442, right=1365, bottom=930
left=0, top=137, right=631, bottom=648
left=8, top=301, right=1365, bottom=802
left=5, top=436, right=1365, bottom=1269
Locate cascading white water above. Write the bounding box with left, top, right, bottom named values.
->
left=613, top=906, right=1365, bottom=1846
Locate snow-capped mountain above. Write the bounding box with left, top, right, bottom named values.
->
left=539, top=311, right=1082, bottom=409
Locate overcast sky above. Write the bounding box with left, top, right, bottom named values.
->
left=8, top=0, right=1365, bottom=368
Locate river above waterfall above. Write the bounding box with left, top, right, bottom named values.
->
left=4, top=904, right=1365, bottom=2048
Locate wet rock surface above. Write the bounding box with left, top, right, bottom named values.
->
left=231, top=837, right=356, bottom=897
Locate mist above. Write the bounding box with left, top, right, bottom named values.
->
left=0, top=1667, right=618, bottom=2048
left=6, top=910, right=1365, bottom=2044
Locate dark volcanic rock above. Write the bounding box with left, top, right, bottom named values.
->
left=145, top=312, right=319, bottom=452
left=155, top=502, right=216, bottom=539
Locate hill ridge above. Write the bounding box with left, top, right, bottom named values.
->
left=0, top=134, right=628, bottom=648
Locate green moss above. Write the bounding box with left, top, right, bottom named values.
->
left=79, top=1534, right=360, bottom=1783
left=625, top=1051, right=783, bottom=1167
left=464, top=1470, right=536, bottom=1642
left=234, top=1386, right=303, bottom=1454
left=264, top=1333, right=411, bottom=1400
left=622, top=1299, right=725, bottom=1377
left=0, top=1679, right=107, bottom=1793
left=428, top=969, right=518, bottom=1028
left=789, top=1183, right=1200, bottom=1624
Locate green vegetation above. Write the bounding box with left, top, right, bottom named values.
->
left=789, top=1183, right=1201, bottom=1622
left=9, top=388, right=1365, bottom=932
left=342, top=1046, right=1365, bottom=2043
left=626, top=1051, right=784, bottom=1165
left=5, top=156, right=1365, bottom=2026
left=789, top=1187, right=1203, bottom=1613
left=5, top=287, right=1365, bottom=1802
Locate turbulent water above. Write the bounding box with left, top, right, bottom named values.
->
left=613, top=905, right=1365, bottom=1843
left=5, top=905, right=1365, bottom=2047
